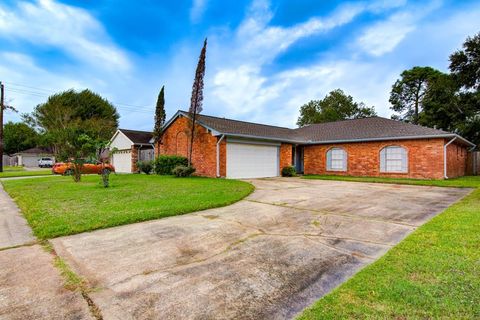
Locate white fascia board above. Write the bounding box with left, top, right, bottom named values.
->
left=302, top=134, right=474, bottom=146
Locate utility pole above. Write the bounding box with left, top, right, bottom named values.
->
left=0, top=81, right=4, bottom=173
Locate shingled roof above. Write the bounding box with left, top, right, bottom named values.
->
left=167, top=111, right=475, bottom=146
left=195, top=113, right=294, bottom=141
left=118, top=129, right=153, bottom=144
left=294, top=117, right=453, bottom=142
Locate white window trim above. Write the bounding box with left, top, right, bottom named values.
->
left=326, top=147, right=347, bottom=172
left=380, top=146, right=408, bottom=173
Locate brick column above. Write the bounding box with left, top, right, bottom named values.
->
left=279, top=143, right=293, bottom=170
left=131, top=145, right=139, bottom=173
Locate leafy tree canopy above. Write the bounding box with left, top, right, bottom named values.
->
left=297, top=89, right=376, bottom=127
left=449, top=32, right=480, bottom=90
left=24, top=89, right=119, bottom=161
left=398, top=32, right=480, bottom=146
left=3, top=121, right=39, bottom=155
left=389, top=66, right=443, bottom=124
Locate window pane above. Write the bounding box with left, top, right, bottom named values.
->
left=331, top=159, right=343, bottom=169
left=331, top=149, right=343, bottom=159
left=383, top=146, right=407, bottom=172
left=327, top=148, right=346, bottom=171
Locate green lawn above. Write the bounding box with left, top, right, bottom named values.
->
left=1, top=174, right=254, bottom=239
left=3, top=166, right=25, bottom=171
left=0, top=166, right=52, bottom=178
left=303, top=174, right=479, bottom=188
left=299, top=175, right=480, bottom=319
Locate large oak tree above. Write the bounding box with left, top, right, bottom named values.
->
left=24, top=89, right=119, bottom=181
left=389, top=66, right=443, bottom=124
left=297, top=89, right=376, bottom=127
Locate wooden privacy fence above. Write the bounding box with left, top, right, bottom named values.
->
left=139, top=149, right=155, bottom=162
left=467, top=151, right=480, bottom=176
left=2, top=155, right=18, bottom=166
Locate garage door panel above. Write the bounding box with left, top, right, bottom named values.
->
left=112, top=151, right=132, bottom=173
left=227, top=143, right=278, bottom=179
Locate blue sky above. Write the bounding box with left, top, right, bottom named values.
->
left=1, top=0, right=479, bottom=130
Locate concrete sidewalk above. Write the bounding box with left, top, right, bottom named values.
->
left=0, top=184, right=93, bottom=319
left=0, top=184, right=35, bottom=249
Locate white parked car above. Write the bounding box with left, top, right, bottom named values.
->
left=38, top=157, right=54, bottom=168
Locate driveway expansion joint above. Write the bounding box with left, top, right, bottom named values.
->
left=245, top=199, right=419, bottom=228
left=44, top=240, right=104, bottom=320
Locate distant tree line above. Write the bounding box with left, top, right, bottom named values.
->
left=389, top=32, right=480, bottom=146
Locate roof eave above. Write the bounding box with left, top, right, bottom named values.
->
left=218, top=133, right=303, bottom=144
left=162, top=110, right=477, bottom=148
left=133, top=143, right=155, bottom=147
left=303, top=134, right=476, bottom=146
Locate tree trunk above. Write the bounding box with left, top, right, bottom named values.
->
left=73, top=162, right=82, bottom=182
left=188, top=111, right=197, bottom=167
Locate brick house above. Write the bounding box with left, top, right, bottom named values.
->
left=110, top=129, right=154, bottom=173
left=156, top=110, right=476, bottom=179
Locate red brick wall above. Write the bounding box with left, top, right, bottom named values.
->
left=303, top=138, right=446, bottom=179
left=157, top=116, right=220, bottom=177
left=280, top=143, right=293, bottom=170
left=131, top=146, right=139, bottom=173
left=446, top=141, right=468, bottom=178
left=219, top=138, right=226, bottom=177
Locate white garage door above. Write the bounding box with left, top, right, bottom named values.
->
left=227, top=142, right=279, bottom=179
left=112, top=150, right=132, bottom=173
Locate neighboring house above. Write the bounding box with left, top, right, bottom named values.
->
left=109, top=129, right=154, bottom=173
left=156, top=110, right=476, bottom=179
left=14, top=147, right=54, bottom=167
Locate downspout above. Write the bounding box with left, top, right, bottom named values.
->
left=216, top=134, right=225, bottom=178
left=443, top=137, right=457, bottom=179
left=150, top=144, right=156, bottom=160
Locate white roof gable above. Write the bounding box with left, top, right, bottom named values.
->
left=109, top=130, right=134, bottom=150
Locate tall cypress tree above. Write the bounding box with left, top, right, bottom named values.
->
left=188, top=38, right=207, bottom=166
left=153, top=85, right=166, bottom=145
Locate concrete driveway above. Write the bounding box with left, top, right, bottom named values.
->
left=52, top=178, right=470, bottom=319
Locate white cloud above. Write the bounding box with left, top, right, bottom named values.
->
left=234, top=1, right=367, bottom=64
left=3, top=0, right=480, bottom=132
left=0, top=0, right=130, bottom=71
left=190, top=0, right=208, bottom=23
left=207, top=0, right=409, bottom=123
left=356, top=0, right=442, bottom=57
left=357, top=12, right=415, bottom=56
left=203, top=0, right=480, bottom=128
left=0, top=51, right=86, bottom=121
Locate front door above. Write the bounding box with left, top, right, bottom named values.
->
left=295, top=146, right=304, bottom=174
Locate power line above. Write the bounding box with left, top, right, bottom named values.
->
left=3, top=81, right=156, bottom=113
left=6, top=89, right=153, bottom=114
left=6, top=82, right=53, bottom=93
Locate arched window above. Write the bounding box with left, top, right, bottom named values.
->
left=380, top=146, right=408, bottom=173
left=326, top=148, right=347, bottom=171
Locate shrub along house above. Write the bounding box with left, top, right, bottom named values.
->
left=110, top=129, right=154, bottom=173
left=156, top=110, right=476, bottom=179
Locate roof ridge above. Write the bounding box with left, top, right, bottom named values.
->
left=119, top=128, right=152, bottom=134
left=298, top=116, right=383, bottom=129
left=180, top=110, right=293, bottom=131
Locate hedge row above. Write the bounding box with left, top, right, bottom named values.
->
left=153, top=155, right=188, bottom=175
